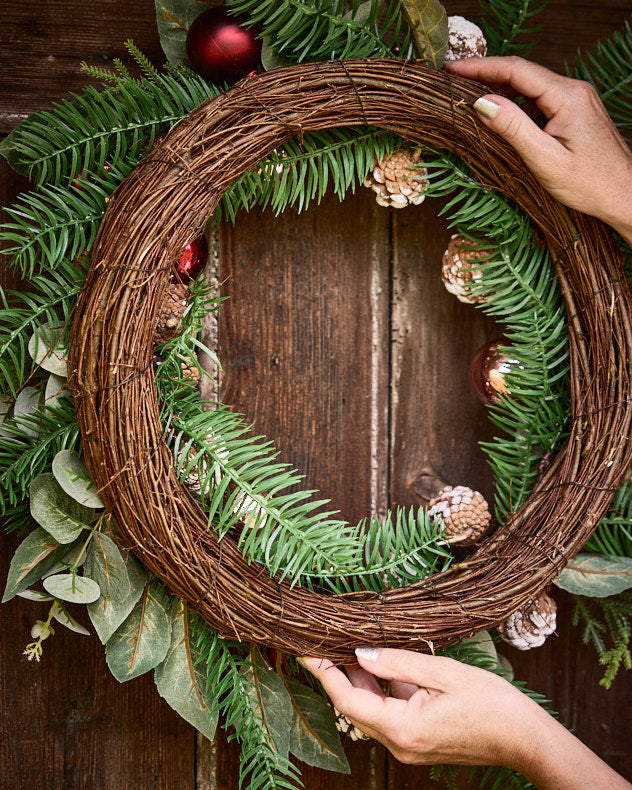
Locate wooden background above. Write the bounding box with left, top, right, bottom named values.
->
left=1, top=1, right=631, bottom=787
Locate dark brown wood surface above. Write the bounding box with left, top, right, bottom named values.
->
left=1, top=1, right=631, bottom=788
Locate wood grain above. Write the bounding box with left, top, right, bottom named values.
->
left=1, top=0, right=631, bottom=787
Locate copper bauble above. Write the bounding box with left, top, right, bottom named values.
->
left=469, top=340, right=516, bottom=405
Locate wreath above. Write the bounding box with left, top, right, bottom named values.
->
left=2, top=2, right=632, bottom=788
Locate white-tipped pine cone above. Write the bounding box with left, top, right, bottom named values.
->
left=155, top=283, right=190, bottom=344
left=499, top=592, right=557, bottom=651
left=445, top=16, right=487, bottom=61
left=428, top=485, right=491, bottom=544
left=333, top=707, right=370, bottom=741
left=363, top=148, right=428, bottom=208
left=441, top=234, right=491, bottom=304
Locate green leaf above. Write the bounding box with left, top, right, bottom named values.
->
left=87, top=552, right=148, bottom=644
left=556, top=554, right=632, bottom=597
left=52, top=449, right=104, bottom=508
left=154, top=599, right=218, bottom=740
left=44, top=373, right=71, bottom=411
left=105, top=580, right=172, bottom=682
left=28, top=323, right=68, bottom=377
left=285, top=678, right=350, bottom=773
left=0, top=121, right=31, bottom=175
left=154, top=0, right=208, bottom=65
left=43, top=572, right=102, bottom=604
left=29, top=472, right=93, bottom=543
left=399, top=0, right=448, bottom=67
left=84, top=532, right=132, bottom=603
left=13, top=386, right=41, bottom=437
left=2, top=527, right=71, bottom=602
left=51, top=602, right=91, bottom=635
left=242, top=649, right=293, bottom=759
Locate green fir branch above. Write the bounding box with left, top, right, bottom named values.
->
left=192, top=622, right=301, bottom=790
left=478, top=0, right=547, bottom=56
left=226, top=0, right=414, bottom=63
left=571, top=592, right=632, bottom=688
left=571, top=19, right=632, bottom=131
left=584, top=480, right=632, bottom=558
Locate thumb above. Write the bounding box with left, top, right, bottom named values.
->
left=354, top=647, right=454, bottom=690
left=472, top=94, right=560, bottom=174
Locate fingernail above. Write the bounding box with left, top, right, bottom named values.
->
left=473, top=97, right=500, bottom=120
left=355, top=647, right=380, bottom=662
left=296, top=657, right=306, bottom=668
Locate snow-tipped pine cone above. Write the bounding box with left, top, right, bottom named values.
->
left=428, top=485, right=491, bottom=544
left=334, top=707, right=370, bottom=741
left=499, top=592, right=557, bottom=651
left=441, top=234, right=491, bottom=304
left=363, top=148, right=428, bottom=208
left=155, top=283, right=190, bottom=344
left=445, top=16, right=487, bottom=61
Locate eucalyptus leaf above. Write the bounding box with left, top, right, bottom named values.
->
left=154, top=0, right=208, bottom=66
left=13, top=386, right=41, bottom=437
left=399, top=0, right=448, bottom=68
left=105, top=580, right=172, bottom=682
left=286, top=677, right=350, bottom=773
left=44, top=373, right=71, bottom=410
left=42, top=541, right=88, bottom=577
left=555, top=553, right=632, bottom=597
left=43, top=572, right=102, bottom=604
left=30, top=473, right=93, bottom=543
left=16, top=589, right=54, bottom=602
left=52, top=602, right=91, bottom=635
left=0, top=395, right=10, bottom=438
left=154, top=600, right=218, bottom=740
left=2, top=527, right=72, bottom=602
left=28, top=323, right=68, bottom=377
left=87, top=553, right=148, bottom=644
left=242, top=649, right=293, bottom=759
left=84, top=532, right=132, bottom=603
left=52, top=449, right=104, bottom=508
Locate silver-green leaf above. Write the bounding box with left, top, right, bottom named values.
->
left=43, top=572, right=102, bottom=604
left=84, top=532, right=132, bottom=603
left=242, top=649, right=293, bottom=759
left=44, top=373, right=71, bottom=411
left=87, top=553, right=148, bottom=644
left=30, top=473, right=93, bottom=543
left=105, top=580, right=172, bottom=682
left=154, top=0, right=208, bottom=66
left=286, top=677, right=350, bottom=773
left=399, top=0, right=449, bottom=68
left=13, top=386, right=41, bottom=437
left=154, top=600, right=218, bottom=740
left=2, top=527, right=72, bottom=602
left=28, top=323, right=68, bottom=377
left=555, top=553, right=632, bottom=597
left=52, top=449, right=104, bottom=508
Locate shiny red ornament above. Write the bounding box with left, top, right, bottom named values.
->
left=186, top=7, right=261, bottom=84
left=173, top=235, right=208, bottom=283
left=469, top=340, right=516, bottom=405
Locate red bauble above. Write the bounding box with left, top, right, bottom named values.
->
left=173, top=235, right=208, bottom=283
left=186, top=8, right=261, bottom=84
left=469, top=340, right=516, bottom=405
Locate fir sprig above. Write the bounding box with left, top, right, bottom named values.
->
left=478, top=0, right=547, bottom=57
left=226, top=0, right=414, bottom=62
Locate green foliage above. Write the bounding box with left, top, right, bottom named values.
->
left=398, top=0, right=448, bottom=67
left=555, top=553, right=632, bottom=597
left=478, top=0, right=547, bottom=57
left=226, top=0, right=414, bottom=62
left=194, top=626, right=301, bottom=790
left=585, top=479, right=632, bottom=558
left=571, top=593, right=632, bottom=689
left=571, top=19, right=632, bottom=131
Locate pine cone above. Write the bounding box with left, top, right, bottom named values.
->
left=499, top=592, right=557, bottom=651
left=363, top=148, right=428, bottom=208
left=333, top=707, right=370, bottom=741
left=428, top=485, right=491, bottom=544
left=155, top=283, right=190, bottom=344
left=445, top=16, right=487, bottom=61
left=441, top=234, right=491, bottom=304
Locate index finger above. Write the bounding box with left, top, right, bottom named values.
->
left=445, top=56, right=571, bottom=117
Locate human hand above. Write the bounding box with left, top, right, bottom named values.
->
left=300, top=647, right=631, bottom=790
left=444, top=56, right=632, bottom=244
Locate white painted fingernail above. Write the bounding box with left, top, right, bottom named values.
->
left=473, top=97, right=500, bottom=120
left=355, top=647, right=380, bottom=661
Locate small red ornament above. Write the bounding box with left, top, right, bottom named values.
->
left=173, top=235, right=208, bottom=283
left=469, top=340, right=516, bottom=405
left=186, top=7, right=261, bottom=84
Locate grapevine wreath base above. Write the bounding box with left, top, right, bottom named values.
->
left=69, top=59, right=632, bottom=662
